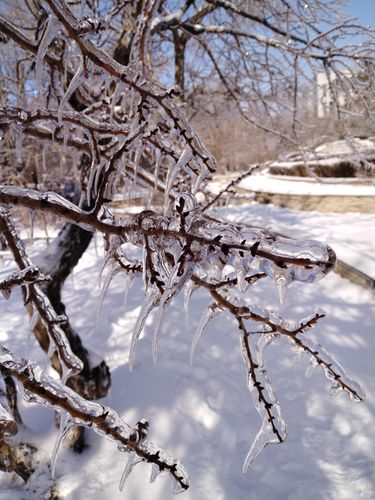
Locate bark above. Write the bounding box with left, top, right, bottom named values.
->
left=173, top=30, right=187, bottom=97
left=0, top=441, right=37, bottom=482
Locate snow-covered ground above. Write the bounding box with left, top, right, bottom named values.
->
left=0, top=202, right=374, bottom=500
left=209, top=173, right=375, bottom=197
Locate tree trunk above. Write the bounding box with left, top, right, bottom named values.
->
left=33, top=222, right=111, bottom=402
left=173, top=30, right=187, bottom=97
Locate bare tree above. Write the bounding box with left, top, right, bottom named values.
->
left=0, top=0, right=370, bottom=495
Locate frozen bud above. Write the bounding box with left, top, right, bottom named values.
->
left=137, top=210, right=160, bottom=231
left=77, top=17, right=107, bottom=37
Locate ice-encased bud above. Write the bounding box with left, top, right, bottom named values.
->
left=259, top=238, right=336, bottom=284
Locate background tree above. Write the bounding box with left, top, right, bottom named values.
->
left=0, top=0, right=371, bottom=495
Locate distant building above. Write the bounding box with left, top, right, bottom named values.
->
left=316, top=70, right=350, bottom=118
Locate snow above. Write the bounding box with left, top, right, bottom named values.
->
left=0, top=203, right=374, bottom=500
left=209, top=173, right=375, bottom=197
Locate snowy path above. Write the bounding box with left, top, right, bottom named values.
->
left=0, top=204, right=374, bottom=500
left=240, top=174, right=375, bottom=197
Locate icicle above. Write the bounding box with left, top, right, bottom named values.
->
left=153, top=261, right=195, bottom=363
left=58, top=58, right=86, bottom=124
left=51, top=412, right=75, bottom=479
left=305, top=358, right=318, bottom=378
left=274, top=274, right=289, bottom=305
left=190, top=304, right=220, bottom=366
left=149, top=462, right=161, bottom=483
left=171, top=460, right=190, bottom=494
left=240, top=333, right=286, bottom=472
left=234, top=257, right=247, bottom=294
left=1, top=288, right=10, bottom=301
left=133, top=143, right=142, bottom=184
left=164, top=147, right=193, bottom=213
left=128, top=288, right=160, bottom=371
left=329, top=383, right=343, bottom=399
left=46, top=339, right=55, bottom=363
left=61, top=365, right=74, bottom=385
left=289, top=336, right=365, bottom=402
left=172, top=480, right=187, bottom=495
left=152, top=300, right=167, bottom=364
left=123, top=275, right=133, bottom=310
left=42, top=143, right=47, bottom=172
left=94, top=160, right=107, bottom=197
left=97, top=263, right=118, bottom=326
left=191, top=171, right=204, bottom=195
left=29, top=309, right=40, bottom=333
left=93, top=231, right=99, bottom=258
left=15, top=129, right=23, bottom=165
left=62, top=124, right=68, bottom=151
left=242, top=421, right=272, bottom=472
left=86, top=161, right=97, bottom=206
left=119, top=452, right=142, bottom=491
left=110, top=81, right=121, bottom=123
left=141, top=245, right=148, bottom=289
left=35, top=16, right=60, bottom=91
left=184, top=281, right=198, bottom=316
left=42, top=213, right=50, bottom=243
left=29, top=209, right=35, bottom=245
left=0, top=348, right=188, bottom=490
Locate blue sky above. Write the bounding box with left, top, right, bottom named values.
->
left=348, top=0, right=375, bottom=25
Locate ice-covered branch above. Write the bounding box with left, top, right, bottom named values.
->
left=0, top=186, right=122, bottom=235
left=202, top=164, right=259, bottom=211
left=0, top=266, right=51, bottom=300
left=0, top=207, right=83, bottom=382
left=0, top=106, right=130, bottom=136
left=33, top=0, right=215, bottom=176
left=237, top=318, right=286, bottom=470
left=0, top=347, right=189, bottom=493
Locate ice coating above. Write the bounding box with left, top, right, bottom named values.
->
left=153, top=261, right=195, bottom=362
left=0, top=266, right=50, bottom=299
left=51, top=412, right=76, bottom=479
left=0, top=0, right=368, bottom=490
left=150, top=462, right=161, bottom=483
left=183, top=280, right=198, bottom=315
left=0, top=347, right=189, bottom=491
left=35, top=15, right=61, bottom=91
left=164, top=147, right=193, bottom=214
left=288, top=335, right=366, bottom=402
left=0, top=375, right=18, bottom=439
left=58, top=58, right=87, bottom=125
left=0, top=208, right=83, bottom=381
left=258, top=238, right=336, bottom=284
left=119, top=452, right=141, bottom=491
left=97, top=263, right=121, bottom=326
left=240, top=332, right=287, bottom=472
left=128, top=287, right=160, bottom=372
left=32, top=286, right=83, bottom=379
left=0, top=186, right=95, bottom=232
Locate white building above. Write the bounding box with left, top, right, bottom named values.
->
left=316, top=70, right=350, bottom=118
